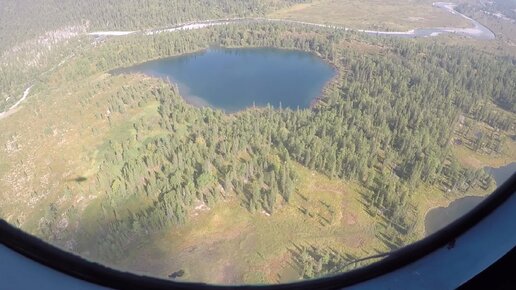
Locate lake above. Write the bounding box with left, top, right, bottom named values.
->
left=485, top=162, right=516, bottom=187
left=425, top=196, right=485, bottom=236
left=115, top=48, right=336, bottom=112
left=425, top=162, right=515, bottom=235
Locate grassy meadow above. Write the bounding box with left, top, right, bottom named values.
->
left=0, top=69, right=164, bottom=237
left=269, top=0, right=472, bottom=31
left=115, top=164, right=389, bottom=284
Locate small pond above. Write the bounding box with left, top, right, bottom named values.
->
left=425, top=162, right=515, bottom=235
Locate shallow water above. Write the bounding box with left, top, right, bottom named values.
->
left=425, top=162, right=515, bottom=235
left=425, top=196, right=485, bottom=236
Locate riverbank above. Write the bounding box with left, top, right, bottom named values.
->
left=0, top=86, right=33, bottom=121
left=88, top=2, right=495, bottom=40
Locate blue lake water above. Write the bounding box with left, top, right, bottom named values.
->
left=115, top=48, right=336, bottom=112
left=485, top=162, right=516, bottom=187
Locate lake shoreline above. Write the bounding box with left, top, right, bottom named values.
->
left=422, top=162, right=515, bottom=236
left=113, top=45, right=336, bottom=115
left=422, top=190, right=493, bottom=238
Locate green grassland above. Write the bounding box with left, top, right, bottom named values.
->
left=451, top=114, right=516, bottom=169
left=452, top=135, right=516, bottom=170
left=269, top=0, right=472, bottom=31
left=115, top=164, right=387, bottom=284
left=456, top=1, right=516, bottom=54
left=114, top=160, right=495, bottom=285
left=0, top=70, right=164, bottom=235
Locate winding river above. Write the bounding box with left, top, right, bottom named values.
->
left=0, top=86, right=33, bottom=121
left=90, top=2, right=495, bottom=40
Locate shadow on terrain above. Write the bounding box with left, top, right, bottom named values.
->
left=66, top=176, right=88, bottom=183
left=286, top=242, right=366, bottom=279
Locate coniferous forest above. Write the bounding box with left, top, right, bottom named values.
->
left=0, top=0, right=309, bottom=52
left=26, top=23, right=513, bottom=261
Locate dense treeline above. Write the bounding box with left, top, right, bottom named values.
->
left=292, top=244, right=379, bottom=279
left=0, top=0, right=309, bottom=53
left=33, top=24, right=513, bottom=263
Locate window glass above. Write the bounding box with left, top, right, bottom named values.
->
left=0, top=0, right=514, bottom=285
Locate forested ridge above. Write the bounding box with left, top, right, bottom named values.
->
left=0, top=0, right=309, bottom=53
left=23, top=23, right=513, bottom=267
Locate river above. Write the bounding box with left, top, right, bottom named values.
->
left=90, top=2, right=495, bottom=40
